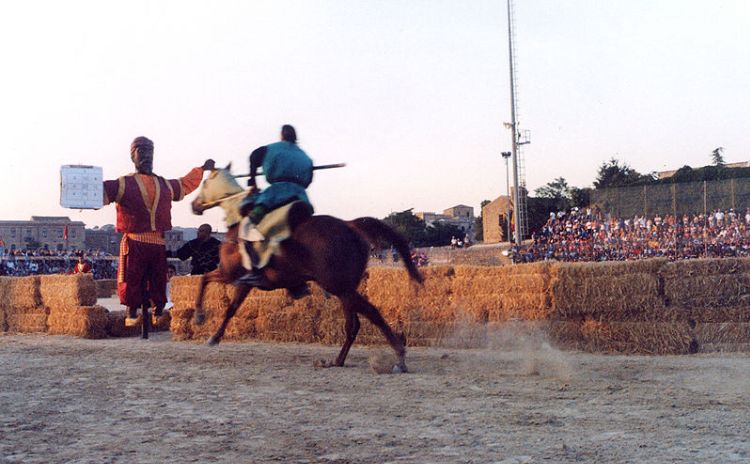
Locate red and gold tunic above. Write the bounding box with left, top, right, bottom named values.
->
left=102, top=168, right=203, bottom=307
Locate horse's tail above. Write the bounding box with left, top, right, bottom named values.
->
left=347, top=217, right=424, bottom=284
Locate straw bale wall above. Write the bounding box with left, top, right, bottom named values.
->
left=1, top=257, right=745, bottom=353
left=165, top=259, right=749, bottom=353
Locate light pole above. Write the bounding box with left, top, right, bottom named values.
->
left=501, top=151, right=512, bottom=242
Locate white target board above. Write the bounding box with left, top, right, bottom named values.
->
left=60, top=165, right=103, bottom=209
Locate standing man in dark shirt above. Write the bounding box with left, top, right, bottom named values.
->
left=175, top=224, right=221, bottom=275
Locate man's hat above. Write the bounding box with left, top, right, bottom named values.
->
left=130, top=136, right=154, bottom=155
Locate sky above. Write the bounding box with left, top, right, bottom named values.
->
left=1, top=0, right=748, bottom=231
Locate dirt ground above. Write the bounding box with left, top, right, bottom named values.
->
left=0, top=332, right=748, bottom=464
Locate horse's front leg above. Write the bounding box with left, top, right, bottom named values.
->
left=193, top=273, right=210, bottom=325
left=208, top=282, right=253, bottom=346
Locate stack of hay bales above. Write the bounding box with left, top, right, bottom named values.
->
left=549, top=259, right=695, bottom=354
left=41, top=274, right=108, bottom=339
left=1, top=276, right=46, bottom=333
left=661, top=258, right=750, bottom=352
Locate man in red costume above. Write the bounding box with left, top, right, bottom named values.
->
left=103, top=136, right=214, bottom=327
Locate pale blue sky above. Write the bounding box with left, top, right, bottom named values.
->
left=1, top=1, right=748, bottom=230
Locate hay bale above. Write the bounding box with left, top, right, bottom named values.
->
left=547, top=321, right=584, bottom=351
left=95, top=279, right=117, bottom=298
left=5, top=276, right=41, bottom=309
left=688, top=306, right=750, bottom=323
left=663, top=273, right=750, bottom=308
left=48, top=305, right=108, bottom=339
left=660, top=257, right=750, bottom=277
left=225, top=288, right=293, bottom=341
left=697, top=342, right=750, bottom=353
left=169, top=277, right=230, bottom=340
left=694, top=323, right=750, bottom=352
left=571, top=320, right=695, bottom=354
left=40, top=274, right=97, bottom=309
left=169, top=307, right=195, bottom=340
left=557, top=259, right=668, bottom=279
left=551, top=261, right=665, bottom=320
left=366, top=266, right=454, bottom=323
left=5, top=307, right=48, bottom=333
left=452, top=265, right=555, bottom=322
left=4, top=284, right=46, bottom=333
left=0, top=278, right=9, bottom=332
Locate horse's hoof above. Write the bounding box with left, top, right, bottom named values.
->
left=194, top=312, right=206, bottom=325
left=393, top=364, right=408, bottom=374
left=207, top=336, right=219, bottom=346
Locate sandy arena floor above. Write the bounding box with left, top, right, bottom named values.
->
left=0, top=333, right=748, bottom=464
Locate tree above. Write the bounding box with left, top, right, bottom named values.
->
left=569, top=187, right=592, bottom=209
left=593, top=158, right=647, bottom=189
left=711, top=147, right=725, bottom=166
left=423, top=222, right=465, bottom=247
left=535, top=177, right=571, bottom=211
left=382, top=209, right=426, bottom=246
left=472, top=200, right=491, bottom=242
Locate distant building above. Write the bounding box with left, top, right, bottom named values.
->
left=482, top=196, right=513, bottom=243
left=0, top=216, right=85, bottom=251
left=84, top=225, right=122, bottom=255
left=415, top=204, right=475, bottom=237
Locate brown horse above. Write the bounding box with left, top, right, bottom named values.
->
left=190, top=165, right=423, bottom=371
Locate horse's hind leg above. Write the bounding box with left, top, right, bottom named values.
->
left=208, top=283, right=253, bottom=346
left=325, top=304, right=360, bottom=367
left=338, top=291, right=407, bottom=372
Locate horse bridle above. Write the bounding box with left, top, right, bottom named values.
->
left=196, top=189, right=248, bottom=210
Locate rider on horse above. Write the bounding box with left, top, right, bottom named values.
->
left=236, top=124, right=314, bottom=291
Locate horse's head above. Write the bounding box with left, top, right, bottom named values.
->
left=191, top=162, right=244, bottom=215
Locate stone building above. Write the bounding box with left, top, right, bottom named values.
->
left=415, top=204, right=475, bottom=237
left=83, top=225, right=122, bottom=255
left=482, top=196, right=513, bottom=243
left=0, top=216, right=85, bottom=251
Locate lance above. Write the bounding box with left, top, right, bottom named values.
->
left=233, top=163, right=346, bottom=178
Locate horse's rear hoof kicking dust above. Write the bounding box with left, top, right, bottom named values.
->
left=190, top=166, right=423, bottom=372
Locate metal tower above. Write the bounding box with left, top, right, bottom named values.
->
left=506, top=0, right=530, bottom=241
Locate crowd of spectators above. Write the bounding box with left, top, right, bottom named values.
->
left=512, top=207, right=750, bottom=263
left=0, top=249, right=117, bottom=279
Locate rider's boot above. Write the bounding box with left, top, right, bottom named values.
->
left=234, top=268, right=270, bottom=288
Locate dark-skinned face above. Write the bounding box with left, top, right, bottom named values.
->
left=197, top=225, right=211, bottom=242
left=131, top=146, right=154, bottom=175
